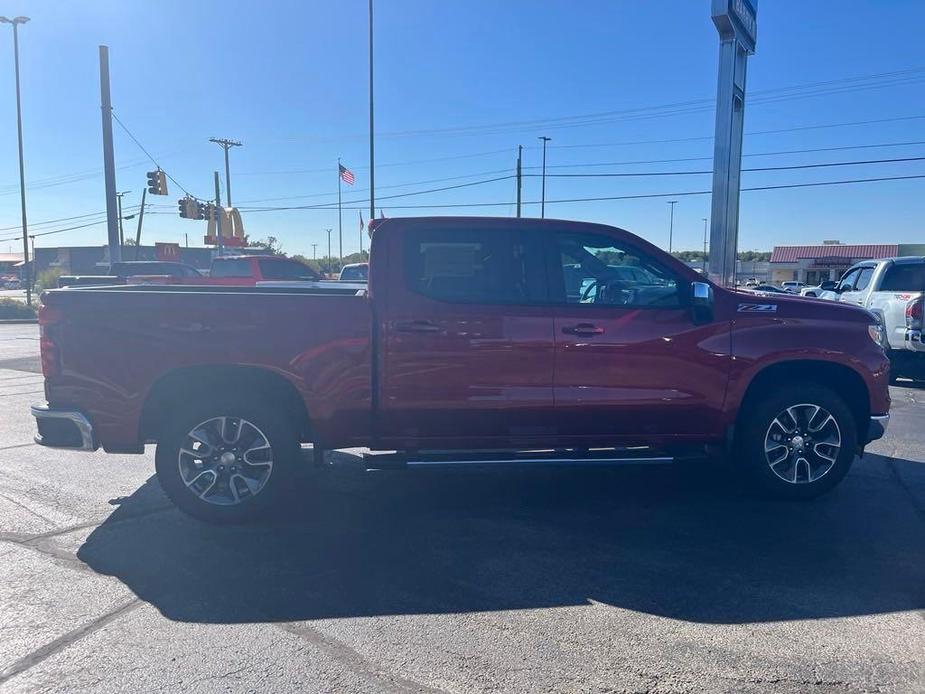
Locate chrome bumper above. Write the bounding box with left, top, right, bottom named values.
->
left=31, top=404, right=98, bottom=451
left=866, top=414, right=890, bottom=444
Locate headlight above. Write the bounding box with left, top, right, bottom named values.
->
left=868, top=323, right=885, bottom=346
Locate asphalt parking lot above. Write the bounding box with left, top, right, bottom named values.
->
left=0, top=322, right=923, bottom=693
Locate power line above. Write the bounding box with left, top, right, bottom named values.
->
left=235, top=167, right=515, bottom=205
left=240, top=175, right=516, bottom=212
left=110, top=109, right=200, bottom=199
left=531, top=155, right=925, bottom=178
left=534, top=140, right=925, bottom=170
left=376, top=69, right=925, bottom=138
left=236, top=147, right=516, bottom=176
left=0, top=218, right=109, bottom=244
left=0, top=209, right=108, bottom=231
left=237, top=173, right=925, bottom=213
left=544, top=115, right=925, bottom=151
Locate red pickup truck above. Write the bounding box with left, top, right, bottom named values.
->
left=32, top=217, right=890, bottom=522
left=129, top=254, right=321, bottom=286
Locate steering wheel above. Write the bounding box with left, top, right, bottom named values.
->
left=581, top=278, right=634, bottom=305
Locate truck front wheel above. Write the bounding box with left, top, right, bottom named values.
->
left=736, top=384, right=858, bottom=499
left=154, top=398, right=298, bottom=523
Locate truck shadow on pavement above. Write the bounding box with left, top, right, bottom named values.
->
left=76, top=453, right=925, bottom=625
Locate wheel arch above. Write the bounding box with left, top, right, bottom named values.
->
left=140, top=365, right=311, bottom=444
left=734, top=360, right=871, bottom=443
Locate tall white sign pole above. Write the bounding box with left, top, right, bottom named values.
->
left=708, top=0, right=757, bottom=287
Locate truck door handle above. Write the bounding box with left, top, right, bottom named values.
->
left=562, top=323, right=604, bottom=336
left=396, top=320, right=442, bottom=333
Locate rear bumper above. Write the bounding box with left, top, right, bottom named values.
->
left=904, top=329, right=925, bottom=353
left=865, top=414, right=890, bottom=445
left=31, top=403, right=98, bottom=451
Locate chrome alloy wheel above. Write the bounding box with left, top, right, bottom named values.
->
left=177, top=416, right=274, bottom=506
left=763, top=403, right=842, bottom=484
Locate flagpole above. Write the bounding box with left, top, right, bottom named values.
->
left=337, top=158, right=343, bottom=263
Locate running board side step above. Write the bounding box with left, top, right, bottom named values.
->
left=362, top=450, right=675, bottom=471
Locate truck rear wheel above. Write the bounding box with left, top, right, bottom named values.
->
left=736, top=384, right=857, bottom=499
left=154, top=397, right=299, bottom=523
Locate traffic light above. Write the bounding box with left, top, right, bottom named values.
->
left=146, top=170, right=168, bottom=196
left=177, top=196, right=199, bottom=219
left=195, top=202, right=209, bottom=221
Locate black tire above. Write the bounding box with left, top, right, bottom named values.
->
left=735, top=383, right=857, bottom=500
left=155, top=396, right=299, bottom=523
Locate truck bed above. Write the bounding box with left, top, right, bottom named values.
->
left=40, top=284, right=373, bottom=451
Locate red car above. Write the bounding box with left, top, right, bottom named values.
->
left=32, top=217, right=890, bottom=522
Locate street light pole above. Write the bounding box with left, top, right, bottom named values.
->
left=666, top=200, right=678, bottom=253
left=326, top=228, right=332, bottom=261
left=538, top=136, right=551, bottom=218
left=209, top=137, right=241, bottom=207
left=312, top=243, right=318, bottom=260
left=1, top=16, right=31, bottom=306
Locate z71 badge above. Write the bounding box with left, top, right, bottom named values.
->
left=737, top=303, right=778, bottom=313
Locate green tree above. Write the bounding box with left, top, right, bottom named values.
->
left=246, top=236, right=283, bottom=255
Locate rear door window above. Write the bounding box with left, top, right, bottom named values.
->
left=258, top=259, right=318, bottom=280
left=880, top=264, right=925, bottom=291
left=404, top=228, right=545, bottom=304
left=210, top=259, right=252, bottom=278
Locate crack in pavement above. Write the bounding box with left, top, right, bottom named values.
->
left=0, top=442, right=36, bottom=452
left=0, top=598, right=142, bottom=686
left=277, top=622, right=450, bottom=694
left=0, top=503, right=176, bottom=556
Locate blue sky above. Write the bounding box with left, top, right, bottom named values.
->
left=1, top=0, right=924, bottom=258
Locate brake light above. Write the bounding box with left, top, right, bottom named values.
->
left=906, top=297, right=923, bottom=330
left=38, top=304, right=63, bottom=378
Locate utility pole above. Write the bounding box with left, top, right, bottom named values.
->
left=209, top=138, right=241, bottom=208
left=368, top=0, right=376, bottom=224
left=538, top=136, right=551, bottom=218
left=702, top=217, right=709, bottom=271
left=133, top=188, right=147, bottom=259
left=312, top=243, right=318, bottom=260
left=214, top=171, right=224, bottom=256
left=666, top=200, right=678, bottom=253
left=116, top=190, right=130, bottom=248
left=515, top=145, right=522, bottom=218
left=1, top=16, right=31, bottom=305
left=99, top=45, right=121, bottom=267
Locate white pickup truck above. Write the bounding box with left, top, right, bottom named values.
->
left=831, top=257, right=925, bottom=381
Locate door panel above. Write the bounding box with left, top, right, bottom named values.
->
left=550, top=231, right=731, bottom=443
left=379, top=224, right=555, bottom=448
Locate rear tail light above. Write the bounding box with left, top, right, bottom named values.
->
left=906, top=297, right=923, bottom=330
left=38, top=303, right=63, bottom=378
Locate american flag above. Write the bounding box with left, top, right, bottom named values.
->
left=339, top=163, right=355, bottom=186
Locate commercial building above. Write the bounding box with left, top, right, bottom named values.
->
left=769, top=241, right=925, bottom=286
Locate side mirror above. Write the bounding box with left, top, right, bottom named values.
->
left=820, top=280, right=837, bottom=291
left=691, top=281, right=714, bottom=324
